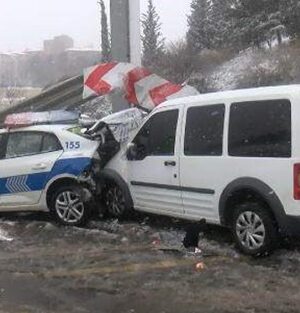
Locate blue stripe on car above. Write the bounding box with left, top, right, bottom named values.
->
left=0, top=157, right=91, bottom=195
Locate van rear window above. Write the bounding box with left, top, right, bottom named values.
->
left=228, top=99, right=291, bottom=158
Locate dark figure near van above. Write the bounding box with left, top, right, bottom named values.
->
left=183, top=219, right=206, bottom=248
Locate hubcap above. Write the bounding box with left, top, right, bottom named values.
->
left=55, top=191, right=84, bottom=223
left=236, top=211, right=265, bottom=250
left=106, top=186, right=126, bottom=216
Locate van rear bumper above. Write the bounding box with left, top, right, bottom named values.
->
left=280, top=215, right=300, bottom=237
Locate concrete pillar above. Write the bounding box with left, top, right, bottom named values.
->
left=110, top=0, right=141, bottom=112
left=129, top=0, right=141, bottom=66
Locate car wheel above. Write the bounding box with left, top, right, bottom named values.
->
left=232, top=202, right=278, bottom=256
left=104, top=182, right=131, bottom=218
left=50, top=185, right=90, bottom=226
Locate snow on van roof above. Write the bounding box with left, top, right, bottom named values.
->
left=157, top=85, right=300, bottom=109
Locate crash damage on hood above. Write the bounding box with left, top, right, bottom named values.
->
left=77, top=107, right=148, bottom=210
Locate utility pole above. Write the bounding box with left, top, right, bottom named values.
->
left=110, top=0, right=141, bottom=112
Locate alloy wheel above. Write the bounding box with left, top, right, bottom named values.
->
left=106, top=185, right=126, bottom=217
left=236, top=211, right=266, bottom=250
left=55, top=190, right=84, bottom=224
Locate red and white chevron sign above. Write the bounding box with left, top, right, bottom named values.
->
left=83, top=62, right=199, bottom=111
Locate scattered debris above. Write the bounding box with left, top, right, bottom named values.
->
left=121, top=237, right=129, bottom=243
left=0, top=228, right=13, bottom=242
left=152, top=239, right=161, bottom=246
left=194, top=247, right=202, bottom=255
left=195, top=262, right=206, bottom=271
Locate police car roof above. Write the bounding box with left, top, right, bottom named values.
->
left=0, top=124, right=76, bottom=133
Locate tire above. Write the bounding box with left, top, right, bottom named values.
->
left=104, top=181, right=132, bottom=219
left=49, top=184, right=91, bottom=226
left=231, top=202, right=278, bottom=256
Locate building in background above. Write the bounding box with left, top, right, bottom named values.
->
left=0, top=36, right=101, bottom=88
left=43, top=35, right=74, bottom=54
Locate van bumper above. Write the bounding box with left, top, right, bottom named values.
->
left=280, top=215, right=300, bottom=237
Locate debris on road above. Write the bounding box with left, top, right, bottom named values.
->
left=194, top=247, right=202, bottom=254
left=195, top=262, right=206, bottom=271
left=151, top=239, right=161, bottom=246
left=0, top=227, right=13, bottom=242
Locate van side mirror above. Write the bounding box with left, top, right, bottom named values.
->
left=126, top=143, right=138, bottom=161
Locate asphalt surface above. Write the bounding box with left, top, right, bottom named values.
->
left=0, top=212, right=300, bottom=313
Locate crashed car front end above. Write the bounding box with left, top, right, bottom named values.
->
left=77, top=108, right=148, bottom=209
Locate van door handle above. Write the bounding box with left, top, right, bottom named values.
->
left=32, top=163, right=47, bottom=170
left=164, top=161, right=176, bottom=167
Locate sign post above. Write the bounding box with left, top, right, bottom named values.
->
left=129, top=0, right=141, bottom=66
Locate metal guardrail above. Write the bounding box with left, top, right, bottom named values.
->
left=0, top=75, right=97, bottom=122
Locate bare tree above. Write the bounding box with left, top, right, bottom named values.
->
left=4, top=87, right=25, bottom=106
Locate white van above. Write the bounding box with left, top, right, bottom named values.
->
left=101, top=85, right=300, bottom=255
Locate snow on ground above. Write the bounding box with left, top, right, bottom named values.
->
left=208, top=49, right=259, bottom=91
left=1, top=213, right=300, bottom=312
left=202, top=46, right=292, bottom=92
left=0, top=227, right=13, bottom=242
left=0, top=87, right=41, bottom=114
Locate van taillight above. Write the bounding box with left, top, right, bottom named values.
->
left=294, top=164, right=300, bottom=200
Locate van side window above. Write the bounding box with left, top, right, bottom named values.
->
left=184, top=104, right=225, bottom=156
left=229, top=99, right=291, bottom=158
left=133, top=110, right=178, bottom=159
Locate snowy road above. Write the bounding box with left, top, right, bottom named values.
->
left=0, top=213, right=300, bottom=313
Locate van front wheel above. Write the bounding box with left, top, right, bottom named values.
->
left=232, top=202, right=278, bottom=256
left=104, top=182, right=132, bottom=218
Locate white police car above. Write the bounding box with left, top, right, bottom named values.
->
left=0, top=111, right=101, bottom=226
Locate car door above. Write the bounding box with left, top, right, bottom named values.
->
left=127, top=107, right=184, bottom=217
left=180, top=104, right=225, bottom=222
left=0, top=131, right=63, bottom=207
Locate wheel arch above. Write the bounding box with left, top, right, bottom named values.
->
left=219, top=177, right=286, bottom=230
left=45, top=176, right=79, bottom=209
left=97, top=169, right=133, bottom=209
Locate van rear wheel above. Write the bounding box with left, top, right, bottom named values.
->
left=232, top=202, right=278, bottom=256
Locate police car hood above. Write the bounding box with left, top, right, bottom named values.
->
left=86, top=108, right=147, bottom=144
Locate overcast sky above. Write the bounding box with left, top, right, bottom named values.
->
left=0, top=0, right=192, bottom=53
